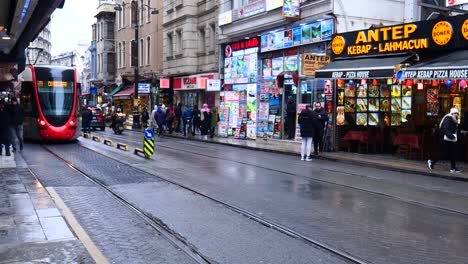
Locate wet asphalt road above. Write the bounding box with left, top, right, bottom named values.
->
left=85, top=129, right=468, bottom=264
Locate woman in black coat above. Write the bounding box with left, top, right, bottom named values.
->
left=298, top=105, right=316, bottom=161
left=0, top=100, right=11, bottom=156
left=428, top=108, right=460, bottom=172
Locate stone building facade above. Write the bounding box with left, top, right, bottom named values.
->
left=27, top=23, right=52, bottom=65
left=162, top=0, right=219, bottom=107
left=94, top=2, right=116, bottom=85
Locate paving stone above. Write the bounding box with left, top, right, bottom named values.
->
left=39, top=216, right=74, bottom=241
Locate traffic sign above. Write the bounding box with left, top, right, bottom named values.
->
left=144, top=129, right=154, bottom=140
left=143, top=128, right=154, bottom=158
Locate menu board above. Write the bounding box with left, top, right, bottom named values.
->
left=261, top=19, right=334, bottom=52
left=336, top=82, right=411, bottom=126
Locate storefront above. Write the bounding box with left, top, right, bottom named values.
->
left=221, top=38, right=260, bottom=139
left=173, top=73, right=219, bottom=108
left=257, top=18, right=334, bottom=140
left=315, top=14, right=468, bottom=160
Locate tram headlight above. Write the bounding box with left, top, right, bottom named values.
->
left=69, top=120, right=75, bottom=126
left=37, top=118, right=46, bottom=127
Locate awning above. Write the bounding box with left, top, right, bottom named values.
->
left=315, top=55, right=413, bottom=79
left=112, top=87, right=134, bottom=99
left=403, top=50, right=468, bottom=79
left=108, top=84, right=125, bottom=97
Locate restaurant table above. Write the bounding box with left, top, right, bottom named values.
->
left=343, top=131, right=369, bottom=143
left=393, top=134, right=420, bottom=149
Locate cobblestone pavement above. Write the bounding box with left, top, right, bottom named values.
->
left=84, top=131, right=468, bottom=264
left=40, top=143, right=352, bottom=264
left=21, top=145, right=199, bottom=264
left=0, top=163, right=92, bottom=264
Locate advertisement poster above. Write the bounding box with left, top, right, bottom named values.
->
left=311, top=22, right=322, bottom=42
left=257, top=120, right=268, bottom=138
left=266, top=0, right=283, bottom=11
left=284, top=29, right=293, bottom=48
left=218, top=106, right=229, bottom=122
left=263, top=59, right=272, bottom=77
left=283, top=0, right=300, bottom=18
left=217, top=122, right=228, bottom=137
left=321, top=19, right=333, bottom=40
left=248, top=53, right=258, bottom=78
left=247, top=121, right=257, bottom=139
left=284, top=56, right=298, bottom=71
left=446, top=0, right=468, bottom=7
left=295, top=104, right=308, bottom=140
left=258, top=102, right=269, bottom=119
left=247, top=83, right=257, bottom=117
left=302, top=24, right=311, bottom=44
left=272, top=57, right=284, bottom=76
left=292, top=27, right=301, bottom=46
left=228, top=102, right=239, bottom=135
left=301, top=54, right=331, bottom=76
left=274, top=31, right=284, bottom=49
left=224, top=58, right=232, bottom=79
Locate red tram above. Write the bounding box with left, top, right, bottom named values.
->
left=19, top=65, right=81, bottom=141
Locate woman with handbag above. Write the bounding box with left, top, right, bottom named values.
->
left=428, top=108, right=461, bottom=173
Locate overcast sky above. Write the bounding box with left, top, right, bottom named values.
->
left=50, top=0, right=98, bottom=56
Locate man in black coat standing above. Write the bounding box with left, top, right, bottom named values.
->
left=8, top=97, right=24, bottom=151
left=298, top=105, right=317, bottom=161
left=312, top=103, right=328, bottom=155
left=81, top=105, right=92, bottom=134
left=285, top=96, right=297, bottom=139
left=0, top=100, right=11, bottom=156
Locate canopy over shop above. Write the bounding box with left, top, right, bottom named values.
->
left=317, top=13, right=468, bottom=160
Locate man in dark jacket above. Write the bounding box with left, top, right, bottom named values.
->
left=141, top=108, right=149, bottom=128
left=192, top=104, right=201, bottom=136
left=175, top=103, right=183, bottom=133
left=285, top=96, right=297, bottom=139
left=0, top=100, right=11, bottom=156
left=312, top=103, right=328, bottom=155
left=8, top=97, right=24, bottom=151
left=298, top=105, right=316, bottom=161
left=154, top=106, right=166, bottom=136
left=81, top=105, right=92, bottom=134
left=428, top=108, right=461, bottom=173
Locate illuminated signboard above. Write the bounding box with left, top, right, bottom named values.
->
left=261, top=19, right=334, bottom=53
left=447, top=0, right=468, bottom=6
left=330, top=14, right=468, bottom=58
left=266, top=0, right=283, bottom=11
left=38, top=81, right=69, bottom=88
left=223, top=38, right=260, bottom=85
left=283, top=0, right=300, bottom=18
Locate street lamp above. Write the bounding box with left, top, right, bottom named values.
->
left=114, top=1, right=158, bottom=129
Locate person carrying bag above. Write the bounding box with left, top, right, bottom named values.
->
left=428, top=108, right=461, bottom=173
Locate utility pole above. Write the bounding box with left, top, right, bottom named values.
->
left=132, top=0, right=141, bottom=129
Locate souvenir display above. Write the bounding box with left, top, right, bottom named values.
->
left=368, top=113, right=379, bottom=126
left=356, top=113, right=368, bottom=126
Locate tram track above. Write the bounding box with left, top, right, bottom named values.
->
left=44, top=140, right=367, bottom=264
left=41, top=145, right=214, bottom=264
left=93, top=131, right=468, bottom=217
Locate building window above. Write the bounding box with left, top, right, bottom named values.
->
left=117, top=9, right=121, bottom=29
left=107, top=22, right=114, bottom=39
left=140, top=0, right=144, bottom=24
left=210, top=23, right=216, bottom=51
left=176, top=30, right=182, bottom=55
left=108, top=53, right=115, bottom=74
left=146, top=36, right=151, bottom=65
left=122, top=41, right=126, bottom=67
left=167, top=33, right=173, bottom=57
left=140, top=39, right=144, bottom=66
left=198, top=27, right=205, bottom=54
left=122, top=3, right=126, bottom=28
left=118, top=43, right=122, bottom=68
left=147, top=0, right=151, bottom=22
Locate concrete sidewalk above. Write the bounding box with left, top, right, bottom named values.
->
left=0, top=152, right=92, bottom=263
left=160, top=132, right=468, bottom=181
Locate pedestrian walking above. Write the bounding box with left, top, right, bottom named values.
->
left=150, top=105, right=157, bottom=130
left=182, top=106, right=193, bottom=137
left=175, top=103, right=183, bottom=133
left=192, top=104, right=201, bottom=136
left=210, top=106, right=218, bottom=138
left=428, top=108, right=461, bottom=173
left=285, top=96, right=297, bottom=139
left=298, top=105, right=316, bottom=161
left=200, top=104, right=212, bottom=136
left=154, top=106, right=166, bottom=136
left=81, top=105, right=92, bottom=134
left=312, top=103, right=328, bottom=156
left=166, top=104, right=175, bottom=134
left=8, top=97, right=24, bottom=151
left=0, top=100, right=11, bottom=156
left=141, top=107, right=149, bottom=129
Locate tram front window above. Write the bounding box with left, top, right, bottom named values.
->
left=35, top=67, right=75, bottom=126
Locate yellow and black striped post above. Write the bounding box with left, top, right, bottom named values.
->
left=143, top=128, right=155, bottom=159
